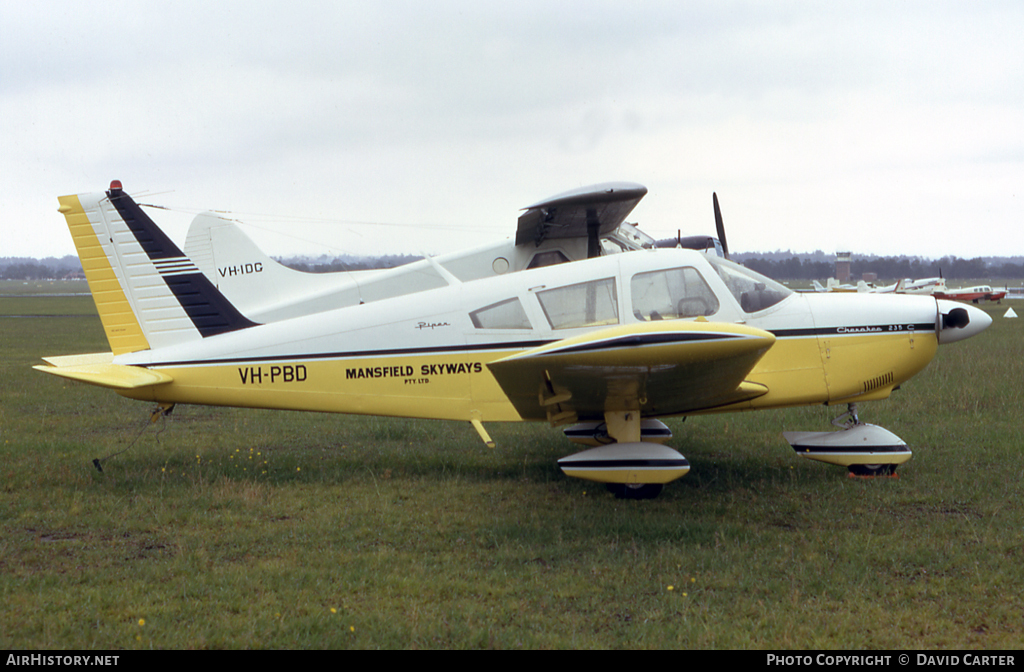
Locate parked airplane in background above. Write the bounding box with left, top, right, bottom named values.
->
left=810, top=278, right=903, bottom=294
left=891, top=278, right=1005, bottom=303
left=858, top=279, right=904, bottom=294
left=809, top=278, right=861, bottom=293
left=37, top=181, right=991, bottom=499
left=935, top=285, right=1007, bottom=304
left=183, top=184, right=660, bottom=323
left=899, top=277, right=947, bottom=295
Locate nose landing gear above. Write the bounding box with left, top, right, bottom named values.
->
left=783, top=403, right=910, bottom=478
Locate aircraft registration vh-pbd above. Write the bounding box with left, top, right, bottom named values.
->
left=37, top=180, right=991, bottom=499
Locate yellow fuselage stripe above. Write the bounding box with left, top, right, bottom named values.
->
left=117, top=329, right=939, bottom=422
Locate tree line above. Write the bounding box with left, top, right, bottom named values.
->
left=0, top=254, right=421, bottom=280
left=0, top=261, right=80, bottom=280
left=739, top=255, right=1024, bottom=281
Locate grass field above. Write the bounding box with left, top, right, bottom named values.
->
left=2, top=282, right=1023, bottom=649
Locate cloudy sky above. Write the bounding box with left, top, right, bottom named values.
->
left=2, top=1, right=1022, bottom=261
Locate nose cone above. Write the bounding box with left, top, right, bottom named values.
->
left=936, top=299, right=992, bottom=344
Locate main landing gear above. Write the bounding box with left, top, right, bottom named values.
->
left=606, top=483, right=664, bottom=500
left=557, top=415, right=687, bottom=500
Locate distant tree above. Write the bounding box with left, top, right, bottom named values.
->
left=742, top=256, right=834, bottom=281
left=2, top=262, right=52, bottom=280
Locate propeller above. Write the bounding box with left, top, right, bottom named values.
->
left=713, top=192, right=730, bottom=260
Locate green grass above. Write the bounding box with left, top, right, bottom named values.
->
left=2, top=286, right=1023, bottom=649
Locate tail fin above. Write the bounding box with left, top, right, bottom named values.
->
left=57, top=181, right=258, bottom=355
left=183, top=211, right=333, bottom=320
left=184, top=211, right=295, bottom=287
left=182, top=212, right=385, bottom=322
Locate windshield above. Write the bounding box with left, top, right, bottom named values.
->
left=706, top=256, right=792, bottom=313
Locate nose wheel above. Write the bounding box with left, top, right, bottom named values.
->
left=606, top=483, right=664, bottom=500
left=847, top=463, right=898, bottom=478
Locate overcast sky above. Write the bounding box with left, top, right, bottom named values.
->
left=2, top=1, right=1022, bottom=261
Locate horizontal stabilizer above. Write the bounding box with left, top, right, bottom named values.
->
left=34, top=352, right=172, bottom=390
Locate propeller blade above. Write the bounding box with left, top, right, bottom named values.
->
left=713, top=192, right=730, bottom=259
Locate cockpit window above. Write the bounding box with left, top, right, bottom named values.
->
left=631, top=267, right=719, bottom=320
left=706, top=256, right=792, bottom=313
left=469, top=298, right=532, bottom=330
left=537, top=278, right=619, bottom=329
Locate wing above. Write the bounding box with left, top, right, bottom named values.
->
left=515, top=182, right=648, bottom=247
left=487, top=321, right=774, bottom=424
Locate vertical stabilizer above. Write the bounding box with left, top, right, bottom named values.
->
left=57, top=182, right=258, bottom=355
left=183, top=211, right=332, bottom=318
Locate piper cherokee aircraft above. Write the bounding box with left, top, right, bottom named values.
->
left=36, top=181, right=992, bottom=499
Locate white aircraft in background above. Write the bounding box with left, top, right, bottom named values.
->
left=900, top=277, right=947, bottom=295
left=37, top=181, right=991, bottom=499
left=810, top=278, right=857, bottom=293
left=181, top=183, right=661, bottom=323
left=935, top=285, right=1007, bottom=303
left=855, top=279, right=904, bottom=294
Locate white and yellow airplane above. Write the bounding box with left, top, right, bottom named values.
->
left=36, top=181, right=991, bottom=498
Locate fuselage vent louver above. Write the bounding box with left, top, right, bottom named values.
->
left=863, top=371, right=895, bottom=393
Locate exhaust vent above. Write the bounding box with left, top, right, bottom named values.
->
left=863, top=371, right=894, bottom=393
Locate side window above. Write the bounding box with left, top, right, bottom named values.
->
left=537, top=278, right=619, bottom=330
left=469, top=298, right=532, bottom=330
left=631, top=267, right=719, bottom=320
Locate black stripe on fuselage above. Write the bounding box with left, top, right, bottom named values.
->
left=141, top=339, right=558, bottom=369
left=107, top=188, right=259, bottom=337
left=141, top=330, right=742, bottom=369
left=770, top=323, right=934, bottom=338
